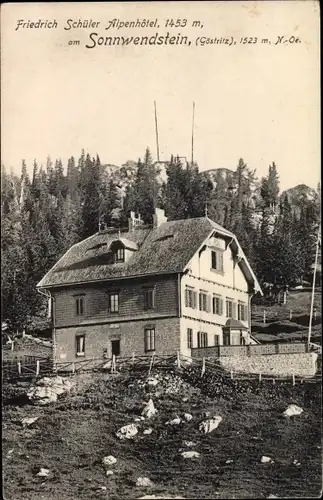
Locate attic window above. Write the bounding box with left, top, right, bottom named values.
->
left=116, top=248, right=124, bottom=262
left=155, top=234, right=174, bottom=242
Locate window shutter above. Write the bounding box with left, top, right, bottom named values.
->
left=185, top=289, right=188, bottom=307
left=206, top=295, right=211, bottom=312
left=193, top=291, right=197, bottom=309
left=220, top=252, right=224, bottom=271
left=199, top=293, right=202, bottom=311
left=244, top=304, right=248, bottom=322
left=219, top=298, right=223, bottom=315
left=232, top=302, right=237, bottom=319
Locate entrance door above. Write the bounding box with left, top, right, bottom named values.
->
left=111, top=340, right=120, bottom=356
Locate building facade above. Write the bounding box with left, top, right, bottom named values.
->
left=37, top=210, right=262, bottom=363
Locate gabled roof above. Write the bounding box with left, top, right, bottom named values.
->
left=37, top=217, right=262, bottom=293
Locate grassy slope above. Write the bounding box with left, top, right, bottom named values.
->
left=251, top=290, right=322, bottom=342
left=2, top=368, right=322, bottom=500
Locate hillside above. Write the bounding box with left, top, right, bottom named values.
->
left=3, top=365, right=321, bottom=500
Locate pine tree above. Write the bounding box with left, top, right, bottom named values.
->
left=260, top=162, right=280, bottom=209
left=131, top=147, right=160, bottom=224
left=80, top=154, right=101, bottom=238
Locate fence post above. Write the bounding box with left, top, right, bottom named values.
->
left=272, top=378, right=275, bottom=385
left=132, top=352, right=135, bottom=365
left=17, top=361, right=21, bottom=375
left=201, top=357, right=206, bottom=377
left=263, top=310, right=266, bottom=324
left=148, top=353, right=155, bottom=378
left=111, top=355, right=116, bottom=374
left=72, top=362, right=75, bottom=374
left=11, top=339, right=14, bottom=351
left=36, top=360, right=40, bottom=376
left=289, top=309, right=292, bottom=321
left=230, top=370, right=234, bottom=379
left=292, top=374, right=295, bottom=386
left=177, top=350, right=181, bottom=369
left=259, top=373, right=262, bottom=382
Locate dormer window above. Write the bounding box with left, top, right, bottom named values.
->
left=116, top=247, right=124, bottom=262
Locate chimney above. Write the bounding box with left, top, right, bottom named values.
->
left=153, top=208, right=167, bottom=228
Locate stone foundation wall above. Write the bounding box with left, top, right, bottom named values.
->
left=220, top=352, right=318, bottom=377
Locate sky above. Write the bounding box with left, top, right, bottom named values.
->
left=1, top=1, right=320, bottom=190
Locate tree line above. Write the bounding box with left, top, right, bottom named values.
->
left=1, top=148, right=320, bottom=331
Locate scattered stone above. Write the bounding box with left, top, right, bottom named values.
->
left=260, top=456, right=273, bottom=464
left=7, top=449, right=14, bottom=456
left=97, top=486, right=107, bottom=491
left=166, top=416, right=181, bottom=426
left=147, top=377, right=159, bottom=386
left=142, top=399, right=157, bottom=419
left=143, top=428, right=153, bottom=435
left=184, top=413, right=193, bottom=422
left=106, top=470, right=114, bottom=476
left=102, top=455, right=117, bottom=466
left=267, top=495, right=278, bottom=499
left=293, top=459, right=301, bottom=467
left=182, top=397, right=188, bottom=402
left=140, top=416, right=145, bottom=421
left=136, top=477, right=154, bottom=487
left=199, top=416, right=222, bottom=434
left=36, top=468, right=50, bottom=477
left=138, top=496, right=185, bottom=499
left=134, top=418, right=141, bottom=422
left=283, top=405, right=303, bottom=417
left=182, top=440, right=196, bottom=447
left=27, top=377, right=74, bottom=405
left=116, top=423, right=138, bottom=440
left=226, top=459, right=233, bottom=464
left=21, top=417, right=39, bottom=427
left=181, top=451, right=200, bottom=459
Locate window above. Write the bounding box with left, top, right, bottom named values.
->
left=199, top=291, right=210, bottom=312
left=185, top=287, right=197, bottom=309
left=238, top=302, right=248, bottom=321
left=212, top=295, right=223, bottom=315
left=76, top=335, right=85, bottom=356
left=211, top=250, right=224, bottom=272
left=109, top=293, right=119, bottom=313
left=116, top=247, right=125, bottom=262
left=187, top=328, right=193, bottom=349
left=225, top=299, right=237, bottom=319
left=144, top=328, right=155, bottom=352
left=144, top=288, right=155, bottom=310
left=197, top=331, right=208, bottom=348
left=75, top=296, right=84, bottom=316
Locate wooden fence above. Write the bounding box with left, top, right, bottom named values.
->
left=2, top=351, right=320, bottom=385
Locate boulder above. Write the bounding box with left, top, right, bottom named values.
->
left=142, top=399, right=157, bottom=419
left=143, top=428, right=153, bottom=435
left=184, top=413, right=193, bottom=422
left=166, top=416, right=181, bottom=426
left=106, top=470, right=114, bottom=476
left=283, top=405, right=303, bottom=417
left=181, top=451, right=200, bottom=459
left=36, top=468, right=50, bottom=477
left=147, top=377, right=159, bottom=387
left=199, top=416, right=222, bottom=434
left=260, top=456, right=273, bottom=463
left=136, top=477, right=154, bottom=487
left=116, top=423, right=138, bottom=440
left=28, top=376, right=74, bottom=405
left=102, top=455, right=117, bottom=466
left=21, top=417, right=39, bottom=427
